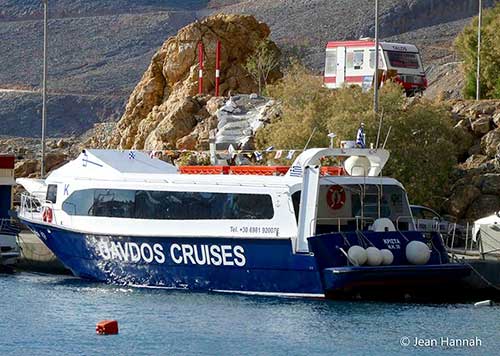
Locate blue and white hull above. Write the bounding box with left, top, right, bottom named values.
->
left=23, top=221, right=325, bottom=297
left=22, top=220, right=471, bottom=299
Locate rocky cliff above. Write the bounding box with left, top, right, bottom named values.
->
left=447, top=100, right=500, bottom=220
left=102, top=14, right=280, bottom=150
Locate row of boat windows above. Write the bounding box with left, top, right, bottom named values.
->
left=61, top=189, right=274, bottom=220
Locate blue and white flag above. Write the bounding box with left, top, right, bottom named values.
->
left=289, top=165, right=302, bottom=177
left=265, top=146, right=274, bottom=152
left=286, top=150, right=296, bottom=160
left=128, top=150, right=136, bottom=160
left=356, top=127, right=366, bottom=148
left=254, top=151, right=263, bottom=161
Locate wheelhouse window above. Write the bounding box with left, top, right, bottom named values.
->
left=62, top=189, right=274, bottom=220
left=46, top=184, right=58, bottom=203
left=385, top=51, right=420, bottom=69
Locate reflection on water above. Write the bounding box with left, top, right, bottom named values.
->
left=0, top=272, right=498, bottom=356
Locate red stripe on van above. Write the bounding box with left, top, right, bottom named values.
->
left=327, top=40, right=375, bottom=48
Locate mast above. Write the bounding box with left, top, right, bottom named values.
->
left=41, top=0, right=48, bottom=177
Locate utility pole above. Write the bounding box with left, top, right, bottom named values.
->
left=476, top=0, right=482, bottom=101
left=374, top=0, right=380, bottom=114
left=41, top=0, right=48, bottom=177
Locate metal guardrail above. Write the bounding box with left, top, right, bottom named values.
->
left=19, top=193, right=57, bottom=225
left=310, top=216, right=376, bottom=234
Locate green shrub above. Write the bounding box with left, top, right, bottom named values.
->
left=455, top=3, right=500, bottom=99
left=256, top=65, right=458, bottom=207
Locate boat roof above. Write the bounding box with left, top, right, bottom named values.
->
left=46, top=149, right=178, bottom=181
left=16, top=148, right=404, bottom=192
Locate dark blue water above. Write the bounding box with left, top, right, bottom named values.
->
left=0, top=273, right=498, bottom=356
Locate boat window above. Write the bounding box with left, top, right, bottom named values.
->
left=385, top=51, right=420, bottom=69
left=292, top=191, right=301, bottom=223
left=46, top=184, right=58, bottom=203
left=61, top=189, right=94, bottom=216
left=351, top=184, right=410, bottom=223
left=92, top=189, right=135, bottom=218
left=61, top=189, right=274, bottom=220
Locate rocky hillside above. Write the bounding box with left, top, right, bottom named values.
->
left=446, top=101, right=500, bottom=220
left=93, top=14, right=280, bottom=151
left=1, top=0, right=499, bottom=138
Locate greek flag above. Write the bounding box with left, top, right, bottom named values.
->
left=286, top=150, right=296, bottom=160
left=254, top=151, right=263, bottom=161
left=128, top=151, right=136, bottom=160
left=289, top=165, right=302, bottom=177
left=265, top=146, right=274, bottom=152
left=356, top=128, right=366, bottom=148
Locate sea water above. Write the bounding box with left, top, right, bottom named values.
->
left=0, top=272, right=498, bottom=356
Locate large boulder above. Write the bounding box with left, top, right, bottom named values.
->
left=105, top=14, right=281, bottom=150
left=471, top=115, right=491, bottom=136
left=447, top=185, right=481, bottom=218
left=479, top=174, right=500, bottom=195
left=466, top=195, right=500, bottom=220
left=14, top=159, right=38, bottom=178
left=481, top=129, right=500, bottom=157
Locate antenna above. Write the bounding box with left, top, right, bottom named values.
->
left=382, top=126, right=392, bottom=149
left=303, top=127, right=317, bottom=151
left=375, top=108, right=384, bottom=148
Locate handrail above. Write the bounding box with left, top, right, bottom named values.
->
left=19, top=192, right=58, bottom=225
left=309, top=216, right=376, bottom=234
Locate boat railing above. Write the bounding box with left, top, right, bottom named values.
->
left=19, top=192, right=58, bottom=225
left=310, top=216, right=376, bottom=234
left=447, top=222, right=500, bottom=260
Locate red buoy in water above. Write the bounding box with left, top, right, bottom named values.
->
left=96, top=320, right=119, bottom=335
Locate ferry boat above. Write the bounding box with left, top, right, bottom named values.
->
left=17, top=148, right=470, bottom=299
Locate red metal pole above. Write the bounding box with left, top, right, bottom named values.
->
left=198, top=42, right=204, bottom=95
left=215, top=40, right=221, bottom=96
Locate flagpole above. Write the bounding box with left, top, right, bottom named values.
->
left=41, top=0, right=48, bottom=177
left=373, top=0, right=380, bottom=114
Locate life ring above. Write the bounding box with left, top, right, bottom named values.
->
left=42, top=206, right=53, bottom=223
left=326, top=185, right=346, bottom=210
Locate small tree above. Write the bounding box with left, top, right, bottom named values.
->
left=245, top=40, right=281, bottom=95
left=455, top=3, right=500, bottom=99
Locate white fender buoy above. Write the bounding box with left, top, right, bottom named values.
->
left=366, top=247, right=383, bottom=266
left=371, top=218, right=396, bottom=232
left=348, top=245, right=367, bottom=266
left=380, top=249, right=394, bottom=265
left=405, top=241, right=431, bottom=265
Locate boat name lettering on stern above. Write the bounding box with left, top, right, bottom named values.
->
left=95, top=239, right=246, bottom=267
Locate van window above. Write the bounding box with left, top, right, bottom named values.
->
left=324, top=51, right=337, bottom=75
left=369, top=50, right=384, bottom=69
left=353, top=50, right=364, bottom=70
left=386, top=51, right=420, bottom=69
left=46, top=184, right=57, bottom=203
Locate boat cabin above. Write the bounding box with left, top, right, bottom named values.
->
left=18, top=149, right=415, bottom=254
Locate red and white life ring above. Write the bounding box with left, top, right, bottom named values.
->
left=326, top=185, right=346, bottom=210
left=42, top=206, right=53, bottom=223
